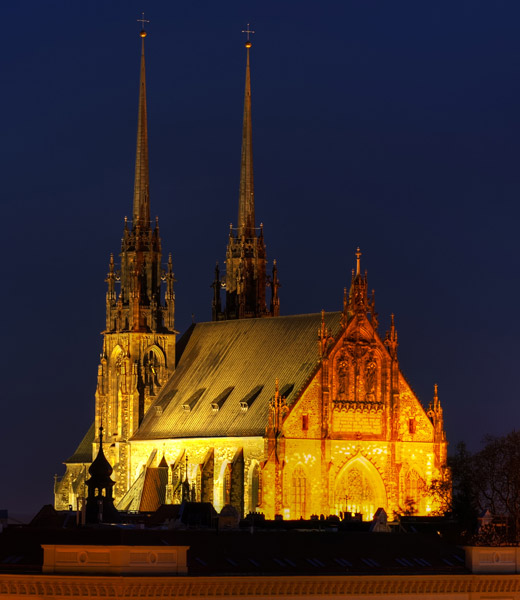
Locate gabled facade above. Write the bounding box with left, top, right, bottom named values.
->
left=123, top=252, right=446, bottom=519
left=55, top=33, right=448, bottom=520
left=262, top=255, right=447, bottom=519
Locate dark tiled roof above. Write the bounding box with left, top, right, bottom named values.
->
left=182, top=530, right=466, bottom=576
left=0, top=524, right=467, bottom=576
left=65, top=423, right=95, bottom=463
left=133, top=312, right=342, bottom=440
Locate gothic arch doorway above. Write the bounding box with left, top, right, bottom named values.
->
left=334, top=455, right=386, bottom=520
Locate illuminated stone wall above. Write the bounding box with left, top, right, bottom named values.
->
left=56, top=264, right=447, bottom=519
left=258, top=372, right=445, bottom=520
left=257, top=305, right=447, bottom=521
left=129, top=437, right=264, bottom=514
left=96, top=331, right=175, bottom=500
left=55, top=329, right=175, bottom=511
left=118, top=354, right=446, bottom=521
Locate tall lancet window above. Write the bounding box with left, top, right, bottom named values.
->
left=291, top=466, right=307, bottom=519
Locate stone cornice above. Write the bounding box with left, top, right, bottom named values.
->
left=3, top=573, right=520, bottom=598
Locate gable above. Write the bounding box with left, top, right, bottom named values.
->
left=282, top=311, right=434, bottom=441
left=65, top=422, right=95, bottom=464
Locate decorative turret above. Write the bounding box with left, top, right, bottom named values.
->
left=181, top=454, right=191, bottom=502
left=213, top=28, right=279, bottom=320
left=270, top=260, right=280, bottom=317
left=384, top=313, right=399, bottom=360
left=428, top=383, right=445, bottom=442
left=85, top=427, right=119, bottom=523
left=348, top=248, right=369, bottom=316
left=340, top=248, right=378, bottom=329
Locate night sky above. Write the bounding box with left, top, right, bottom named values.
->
left=3, top=1, right=520, bottom=519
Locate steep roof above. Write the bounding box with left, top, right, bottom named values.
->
left=133, top=312, right=342, bottom=440
left=65, top=422, right=95, bottom=464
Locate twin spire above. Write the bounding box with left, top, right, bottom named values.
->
left=131, top=22, right=256, bottom=236
left=212, top=31, right=279, bottom=321
left=238, top=38, right=255, bottom=237
left=128, top=24, right=278, bottom=321
left=133, top=28, right=150, bottom=225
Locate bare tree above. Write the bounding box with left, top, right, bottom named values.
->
left=472, top=431, right=520, bottom=541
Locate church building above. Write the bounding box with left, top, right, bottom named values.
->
left=54, top=29, right=448, bottom=521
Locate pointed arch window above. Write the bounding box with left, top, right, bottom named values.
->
left=291, top=466, right=307, bottom=519
left=224, top=464, right=232, bottom=506
left=250, top=464, right=260, bottom=512
left=404, top=469, right=425, bottom=514
left=334, top=457, right=387, bottom=520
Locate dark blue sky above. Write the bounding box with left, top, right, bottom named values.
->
left=3, top=0, right=520, bottom=518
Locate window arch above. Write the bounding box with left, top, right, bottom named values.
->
left=249, top=463, right=261, bottom=513
left=291, top=465, right=307, bottom=519
left=404, top=469, right=425, bottom=514
left=334, top=455, right=387, bottom=520
left=143, top=345, right=165, bottom=392
left=223, top=463, right=232, bottom=506
left=107, top=345, right=125, bottom=436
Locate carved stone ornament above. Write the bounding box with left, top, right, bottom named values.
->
left=365, top=353, right=377, bottom=395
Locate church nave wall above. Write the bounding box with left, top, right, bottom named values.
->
left=129, top=437, right=264, bottom=516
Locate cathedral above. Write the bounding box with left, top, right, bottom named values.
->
left=54, top=29, right=448, bottom=521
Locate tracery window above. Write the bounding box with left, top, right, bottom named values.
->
left=335, top=464, right=381, bottom=520
left=291, top=466, right=307, bottom=519
left=404, top=469, right=424, bottom=514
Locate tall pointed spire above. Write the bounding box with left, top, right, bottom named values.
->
left=133, top=26, right=150, bottom=225
left=98, top=18, right=176, bottom=491
left=214, top=27, right=280, bottom=321
left=238, top=33, right=255, bottom=237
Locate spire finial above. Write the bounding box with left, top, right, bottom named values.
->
left=137, top=12, right=149, bottom=37
left=384, top=313, right=398, bottom=359
left=133, top=15, right=151, bottom=226
left=242, top=23, right=255, bottom=47
left=433, top=383, right=440, bottom=413
left=356, top=247, right=362, bottom=276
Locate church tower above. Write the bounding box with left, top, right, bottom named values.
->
left=212, top=35, right=280, bottom=320
left=95, top=27, right=176, bottom=501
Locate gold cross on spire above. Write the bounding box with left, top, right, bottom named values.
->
left=137, top=12, right=150, bottom=33
left=242, top=23, right=255, bottom=47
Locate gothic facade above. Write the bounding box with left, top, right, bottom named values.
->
left=55, top=32, right=448, bottom=520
